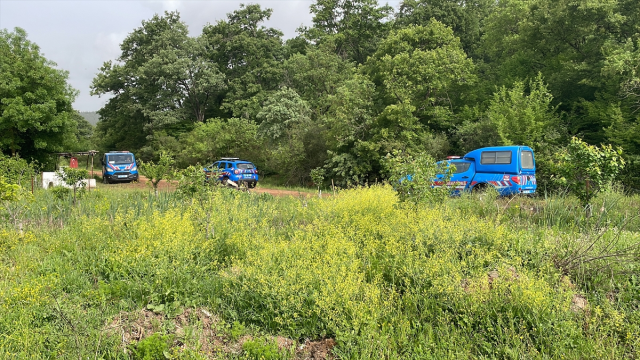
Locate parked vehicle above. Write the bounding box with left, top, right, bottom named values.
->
left=435, top=146, right=537, bottom=196
left=203, top=158, right=259, bottom=188
left=101, top=151, right=139, bottom=184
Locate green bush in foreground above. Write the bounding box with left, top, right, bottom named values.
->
left=0, top=185, right=638, bottom=358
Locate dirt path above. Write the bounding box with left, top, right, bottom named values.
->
left=98, top=175, right=324, bottom=198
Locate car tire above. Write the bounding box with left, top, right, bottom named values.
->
left=248, top=182, right=256, bottom=189
left=103, top=175, right=109, bottom=184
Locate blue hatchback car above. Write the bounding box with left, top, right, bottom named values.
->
left=204, top=158, right=259, bottom=188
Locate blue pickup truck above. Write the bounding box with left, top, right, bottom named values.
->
left=435, top=146, right=537, bottom=196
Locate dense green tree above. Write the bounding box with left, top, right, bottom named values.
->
left=324, top=74, right=380, bottom=183
left=92, top=12, right=225, bottom=156
left=202, top=4, right=285, bottom=119
left=395, top=0, right=495, bottom=55
left=176, top=118, right=263, bottom=168
left=303, top=0, right=394, bottom=64
left=486, top=74, right=559, bottom=148
left=366, top=21, right=476, bottom=134
left=283, top=42, right=354, bottom=119
left=70, top=111, right=94, bottom=151
left=0, top=28, right=78, bottom=161
left=479, top=0, right=640, bottom=141
left=256, top=88, right=322, bottom=183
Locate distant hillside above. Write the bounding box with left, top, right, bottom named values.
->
left=79, top=111, right=100, bottom=125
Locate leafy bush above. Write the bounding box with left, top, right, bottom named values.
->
left=50, top=186, right=71, bottom=200
left=242, top=337, right=287, bottom=360
left=55, top=167, right=88, bottom=204
left=554, top=137, right=625, bottom=213
left=384, top=150, right=453, bottom=204
left=129, top=333, right=171, bottom=360
left=139, top=152, right=174, bottom=196
left=0, top=154, right=38, bottom=187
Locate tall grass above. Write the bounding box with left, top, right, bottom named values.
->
left=1, top=186, right=639, bottom=358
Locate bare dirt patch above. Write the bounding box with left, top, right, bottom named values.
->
left=98, top=174, right=326, bottom=198
left=106, top=308, right=336, bottom=359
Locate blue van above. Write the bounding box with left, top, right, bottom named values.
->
left=435, top=146, right=537, bottom=195
left=101, top=151, right=139, bottom=184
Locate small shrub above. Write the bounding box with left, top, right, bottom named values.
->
left=140, top=152, right=174, bottom=196
left=383, top=150, right=453, bottom=204
left=554, top=137, right=625, bottom=214
left=129, top=333, right=171, bottom=360
left=50, top=186, right=71, bottom=200
left=56, top=167, right=89, bottom=205
left=242, top=337, right=286, bottom=360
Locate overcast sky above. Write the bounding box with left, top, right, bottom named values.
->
left=1, top=0, right=400, bottom=112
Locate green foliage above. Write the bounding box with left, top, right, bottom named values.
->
left=303, top=0, right=394, bottom=64
left=176, top=117, right=262, bottom=167
left=70, top=111, right=95, bottom=151
left=55, top=167, right=88, bottom=205
left=366, top=21, right=476, bottom=133
left=257, top=88, right=318, bottom=183
left=83, top=0, right=640, bottom=190
left=555, top=137, right=625, bottom=209
left=139, top=152, right=174, bottom=195
left=202, top=4, right=284, bottom=119
left=50, top=186, right=71, bottom=201
left=384, top=150, right=453, bottom=204
left=0, top=177, right=21, bottom=202
left=242, top=337, right=287, bottom=360
left=173, top=165, right=212, bottom=199
left=129, top=333, right=171, bottom=360
left=0, top=154, right=38, bottom=187
left=487, top=74, right=559, bottom=147
left=310, top=168, right=325, bottom=189
left=0, top=28, right=78, bottom=161
left=395, top=0, right=495, bottom=55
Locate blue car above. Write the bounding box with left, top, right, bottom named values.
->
left=101, top=151, right=139, bottom=184
left=204, top=158, right=259, bottom=188
left=434, top=146, right=537, bottom=196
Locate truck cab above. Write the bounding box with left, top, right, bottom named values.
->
left=101, top=151, right=139, bottom=184
left=439, top=146, right=537, bottom=195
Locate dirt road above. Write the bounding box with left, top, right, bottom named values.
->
left=99, top=175, right=323, bottom=198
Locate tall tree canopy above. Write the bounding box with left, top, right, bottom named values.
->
left=0, top=28, right=77, bottom=161
left=303, top=0, right=394, bottom=64
left=91, top=11, right=226, bottom=154
left=202, top=4, right=285, bottom=119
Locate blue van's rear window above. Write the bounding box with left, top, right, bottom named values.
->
left=481, top=151, right=512, bottom=164
left=521, top=151, right=534, bottom=169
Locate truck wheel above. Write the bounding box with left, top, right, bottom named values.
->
left=103, top=175, right=109, bottom=184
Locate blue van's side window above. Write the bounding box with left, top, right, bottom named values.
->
left=521, top=151, right=534, bottom=169
left=481, top=151, right=512, bottom=164
left=453, top=162, right=471, bottom=173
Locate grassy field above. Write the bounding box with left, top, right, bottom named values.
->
left=1, top=185, right=639, bottom=359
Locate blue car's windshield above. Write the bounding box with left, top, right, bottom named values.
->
left=107, top=154, right=134, bottom=165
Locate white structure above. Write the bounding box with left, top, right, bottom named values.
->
left=42, top=172, right=96, bottom=190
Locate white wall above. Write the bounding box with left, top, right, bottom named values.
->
left=42, top=172, right=96, bottom=189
